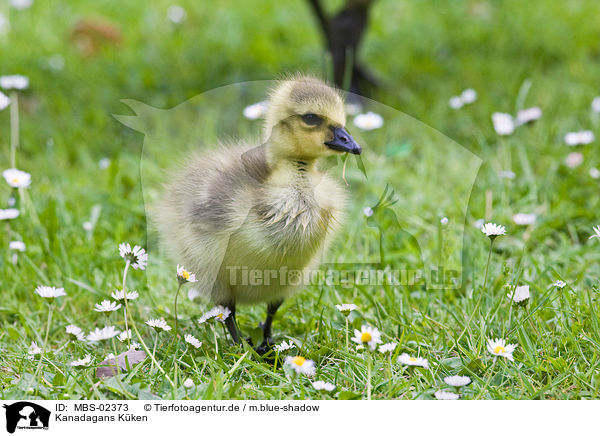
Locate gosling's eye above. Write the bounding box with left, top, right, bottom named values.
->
left=301, top=113, right=323, bottom=126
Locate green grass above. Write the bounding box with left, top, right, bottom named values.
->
left=2, top=0, right=600, bottom=400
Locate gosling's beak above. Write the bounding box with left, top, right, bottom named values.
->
left=325, top=127, right=362, bottom=155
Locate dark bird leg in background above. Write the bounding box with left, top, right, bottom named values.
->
left=306, top=0, right=378, bottom=96
left=223, top=302, right=242, bottom=344
left=256, top=300, right=283, bottom=353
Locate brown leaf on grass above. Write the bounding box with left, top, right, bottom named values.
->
left=70, top=19, right=122, bottom=57
left=95, top=349, right=147, bottom=379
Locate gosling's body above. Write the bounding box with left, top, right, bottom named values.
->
left=157, top=142, right=346, bottom=305
left=156, top=75, right=361, bottom=347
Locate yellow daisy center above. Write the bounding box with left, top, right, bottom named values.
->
left=181, top=270, right=190, bottom=280
left=409, top=357, right=417, bottom=362
left=11, top=177, right=19, bottom=184
left=361, top=332, right=372, bottom=343
left=292, top=356, right=305, bottom=366
left=216, top=313, right=223, bottom=320
left=494, top=345, right=506, bottom=354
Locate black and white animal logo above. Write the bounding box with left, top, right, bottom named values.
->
left=3, top=402, right=50, bottom=433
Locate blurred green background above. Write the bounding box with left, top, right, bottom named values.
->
left=2, top=0, right=600, bottom=399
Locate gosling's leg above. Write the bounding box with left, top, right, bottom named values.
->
left=256, top=300, right=283, bottom=353
left=222, top=302, right=242, bottom=344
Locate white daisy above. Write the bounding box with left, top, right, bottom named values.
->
left=592, top=97, right=600, bottom=113
left=378, top=343, right=397, bottom=354
left=507, top=285, right=530, bottom=304
left=99, top=157, right=111, bottom=169
left=9, top=241, right=25, bottom=251
left=498, top=170, right=516, bottom=180
left=184, top=334, right=202, bottom=349
left=444, top=375, right=471, bottom=387
left=353, top=112, right=383, bottom=131
left=398, top=353, right=429, bottom=369
left=284, top=356, right=316, bottom=376
left=335, top=303, right=358, bottom=317
left=449, top=96, right=463, bottom=110
left=553, top=280, right=566, bottom=289
left=461, top=88, right=477, bottom=104
left=274, top=340, right=295, bottom=352
left=118, top=243, right=148, bottom=270
left=0, top=91, right=10, bottom=111
left=65, top=324, right=85, bottom=341
left=312, top=380, right=335, bottom=391
left=480, top=222, right=506, bottom=239
left=71, top=355, right=92, bottom=367
left=434, top=390, right=460, bottom=400
left=166, top=5, right=186, bottom=23
left=213, top=305, right=231, bottom=322
left=3, top=168, right=31, bottom=188
left=449, top=89, right=477, bottom=109
left=363, top=206, right=374, bottom=217
left=590, top=168, right=600, bottom=179
left=111, top=289, right=139, bottom=302
left=243, top=101, right=268, bottom=120
left=515, top=107, right=542, bottom=125
left=86, top=326, right=120, bottom=342
left=440, top=217, right=449, bottom=225
left=565, top=152, right=584, bottom=168
left=487, top=338, right=517, bottom=361
left=199, top=305, right=231, bottom=323
left=10, top=0, right=33, bottom=10
left=0, top=75, right=29, bottom=90
left=177, top=264, right=198, bottom=284
left=0, top=208, right=20, bottom=220
left=118, top=329, right=132, bottom=342
left=512, top=213, right=536, bottom=226
left=27, top=341, right=41, bottom=358
left=145, top=318, right=172, bottom=332
left=35, top=285, right=66, bottom=299
left=183, top=378, right=195, bottom=389
left=491, top=112, right=514, bottom=136
left=94, top=300, right=121, bottom=313
left=565, top=130, right=594, bottom=146
left=589, top=225, right=600, bottom=240
left=351, top=325, right=382, bottom=350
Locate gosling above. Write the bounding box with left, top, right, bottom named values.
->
left=156, top=75, right=361, bottom=351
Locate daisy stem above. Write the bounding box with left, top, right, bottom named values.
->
left=110, top=338, right=136, bottom=400
left=212, top=323, right=219, bottom=358
left=120, top=261, right=174, bottom=387
left=173, top=282, right=183, bottom=339
left=54, top=340, right=70, bottom=355
left=483, top=239, right=495, bottom=291
left=27, top=302, right=53, bottom=396
left=475, top=358, right=498, bottom=400
left=127, top=308, right=175, bottom=388
left=122, top=260, right=131, bottom=348
left=345, top=317, right=349, bottom=352
left=151, top=333, right=158, bottom=372
left=366, top=353, right=372, bottom=400
left=9, top=91, right=19, bottom=168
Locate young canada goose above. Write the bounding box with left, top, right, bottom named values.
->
left=156, top=75, right=361, bottom=351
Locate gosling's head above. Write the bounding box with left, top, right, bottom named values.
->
left=264, top=76, right=361, bottom=161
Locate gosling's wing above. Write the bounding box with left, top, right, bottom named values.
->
left=186, top=144, right=268, bottom=231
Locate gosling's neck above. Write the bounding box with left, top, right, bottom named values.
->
left=265, top=144, right=319, bottom=187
